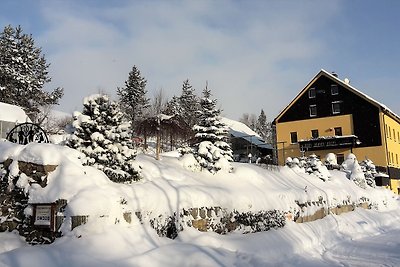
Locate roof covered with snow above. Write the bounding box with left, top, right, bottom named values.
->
left=0, top=102, right=30, bottom=123
left=221, top=117, right=272, bottom=149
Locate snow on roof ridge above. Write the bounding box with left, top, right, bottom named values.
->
left=321, top=69, right=400, bottom=122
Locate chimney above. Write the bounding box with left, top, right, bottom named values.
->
left=331, top=71, right=338, bottom=78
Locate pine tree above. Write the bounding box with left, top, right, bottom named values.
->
left=0, top=25, right=63, bottom=119
left=256, top=109, right=273, bottom=144
left=191, top=86, right=233, bottom=173
left=179, top=79, right=199, bottom=127
left=67, top=94, right=141, bottom=183
left=117, top=65, right=150, bottom=132
left=164, top=95, right=182, bottom=116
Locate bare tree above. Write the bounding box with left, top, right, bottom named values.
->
left=239, top=113, right=257, bottom=131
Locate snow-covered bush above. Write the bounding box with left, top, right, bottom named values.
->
left=342, top=154, right=369, bottom=189
left=350, top=160, right=368, bottom=189
left=360, top=158, right=377, bottom=188
left=67, top=94, right=141, bottom=183
left=341, top=153, right=357, bottom=171
left=325, top=153, right=340, bottom=170
left=286, top=154, right=331, bottom=181
left=234, top=210, right=286, bottom=233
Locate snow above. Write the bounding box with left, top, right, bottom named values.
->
left=0, top=102, right=30, bottom=123
left=0, top=141, right=399, bottom=266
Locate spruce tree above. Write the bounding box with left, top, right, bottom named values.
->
left=256, top=109, right=273, bottom=144
left=191, top=86, right=233, bottom=173
left=117, top=65, right=150, bottom=132
left=179, top=79, right=199, bottom=127
left=164, top=95, right=182, bottom=116
left=0, top=25, right=63, bottom=119
left=67, top=94, right=141, bottom=183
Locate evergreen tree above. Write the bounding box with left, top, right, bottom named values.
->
left=256, top=109, right=273, bottom=144
left=67, top=94, right=141, bottom=183
left=164, top=95, right=182, bottom=116
left=117, top=65, right=150, bottom=131
left=179, top=79, right=199, bottom=127
left=0, top=25, right=63, bottom=119
left=191, top=86, right=233, bottom=173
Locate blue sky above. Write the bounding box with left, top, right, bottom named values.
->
left=1, top=0, right=399, bottom=120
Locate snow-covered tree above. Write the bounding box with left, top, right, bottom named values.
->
left=67, top=94, right=141, bottom=183
left=117, top=65, right=150, bottom=131
left=350, top=160, right=368, bottom=189
left=164, top=95, right=183, bottom=116
left=360, top=158, right=377, bottom=188
left=179, top=79, right=199, bottom=127
left=191, top=86, right=233, bottom=173
left=255, top=109, right=273, bottom=144
left=0, top=25, right=63, bottom=119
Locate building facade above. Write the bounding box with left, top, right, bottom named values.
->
left=273, top=70, right=400, bottom=194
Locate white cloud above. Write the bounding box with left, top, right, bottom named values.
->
left=37, top=0, right=341, bottom=119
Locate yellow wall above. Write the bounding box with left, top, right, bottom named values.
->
left=275, top=114, right=389, bottom=167
left=276, top=115, right=354, bottom=165
left=382, top=113, right=400, bottom=170
left=390, top=179, right=400, bottom=194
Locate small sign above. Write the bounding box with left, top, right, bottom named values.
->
left=34, top=205, right=52, bottom=226
left=33, top=203, right=56, bottom=231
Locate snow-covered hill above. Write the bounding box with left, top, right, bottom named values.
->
left=0, top=141, right=399, bottom=266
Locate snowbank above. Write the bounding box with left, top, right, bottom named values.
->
left=1, top=141, right=400, bottom=266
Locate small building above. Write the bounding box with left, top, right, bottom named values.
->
left=222, top=117, right=273, bottom=162
left=273, top=69, right=400, bottom=194
left=0, top=102, right=31, bottom=139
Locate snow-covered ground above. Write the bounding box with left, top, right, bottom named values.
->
left=1, top=207, right=399, bottom=267
left=0, top=141, right=399, bottom=266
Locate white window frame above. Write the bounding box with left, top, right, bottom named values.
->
left=308, top=88, right=316, bottom=99
left=331, top=84, right=339, bottom=95
left=309, top=104, right=317, bottom=117
left=332, top=101, right=341, bottom=115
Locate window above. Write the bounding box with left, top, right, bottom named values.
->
left=290, top=132, right=298, bottom=144
left=332, top=101, right=341, bottom=114
left=396, top=154, right=399, bottom=165
left=385, top=124, right=388, bottom=137
left=311, top=129, right=319, bottom=138
left=331, top=84, right=339, bottom=95
left=394, top=129, right=397, bottom=142
left=389, top=126, right=391, bottom=139
left=388, top=152, right=391, bottom=163
left=337, top=154, right=345, bottom=165
left=392, top=153, right=394, bottom=164
left=398, top=132, right=400, bottom=143
left=309, top=88, right=316, bottom=98
left=334, top=127, right=342, bottom=136
left=309, top=105, right=317, bottom=117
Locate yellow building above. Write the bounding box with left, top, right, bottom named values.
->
left=274, top=70, right=400, bottom=194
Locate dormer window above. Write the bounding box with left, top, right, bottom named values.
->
left=331, top=84, right=339, bottom=95
left=309, top=88, right=316, bottom=98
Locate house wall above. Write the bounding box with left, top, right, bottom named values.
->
left=382, top=113, right=400, bottom=193
left=276, top=114, right=386, bottom=167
